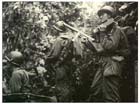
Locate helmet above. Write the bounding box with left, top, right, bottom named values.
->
left=53, top=21, right=66, bottom=32
left=97, top=6, right=115, bottom=17
left=9, top=51, right=23, bottom=64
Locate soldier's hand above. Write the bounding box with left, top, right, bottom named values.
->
left=99, top=24, right=106, bottom=32
left=93, top=28, right=99, bottom=34
left=56, top=21, right=64, bottom=26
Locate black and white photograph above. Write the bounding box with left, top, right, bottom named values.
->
left=2, top=1, right=138, bottom=102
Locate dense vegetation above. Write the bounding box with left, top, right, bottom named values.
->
left=3, top=1, right=138, bottom=102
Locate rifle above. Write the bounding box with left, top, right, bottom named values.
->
left=3, top=93, right=57, bottom=102
left=63, top=21, right=95, bottom=42
left=63, top=21, right=103, bottom=52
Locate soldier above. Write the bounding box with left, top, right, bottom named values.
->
left=2, top=51, right=32, bottom=102
left=6, top=51, right=30, bottom=93
left=87, top=6, right=130, bottom=102
left=46, top=21, right=75, bottom=102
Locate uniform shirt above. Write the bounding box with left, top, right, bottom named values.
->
left=87, top=23, right=130, bottom=57
left=9, top=69, right=29, bottom=93
left=46, top=34, right=74, bottom=102
left=87, top=23, right=130, bottom=77
left=46, top=34, right=72, bottom=63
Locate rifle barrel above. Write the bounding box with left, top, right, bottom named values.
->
left=63, top=22, right=95, bottom=41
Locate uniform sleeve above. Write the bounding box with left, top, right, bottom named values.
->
left=46, top=38, right=63, bottom=61
left=9, top=71, right=22, bottom=93
left=101, top=28, right=121, bottom=51
left=9, top=70, right=29, bottom=93
left=86, top=27, right=123, bottom=53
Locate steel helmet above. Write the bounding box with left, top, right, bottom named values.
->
left=9, top=51, right=23, bottom=64
left=98, top=6, right=116, bottom=17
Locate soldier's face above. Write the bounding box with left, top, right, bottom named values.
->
left=99, top=13, right=111, bottom=22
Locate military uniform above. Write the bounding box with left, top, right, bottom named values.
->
left=3, top=51, right=32, bottom=102
left=46, top=24, right=74, bottom=102
left=9, top=68, right=29, bottom=93
left=6, top=51, right=30, bottom=93
left=87, top=6, right=130, bottom=102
